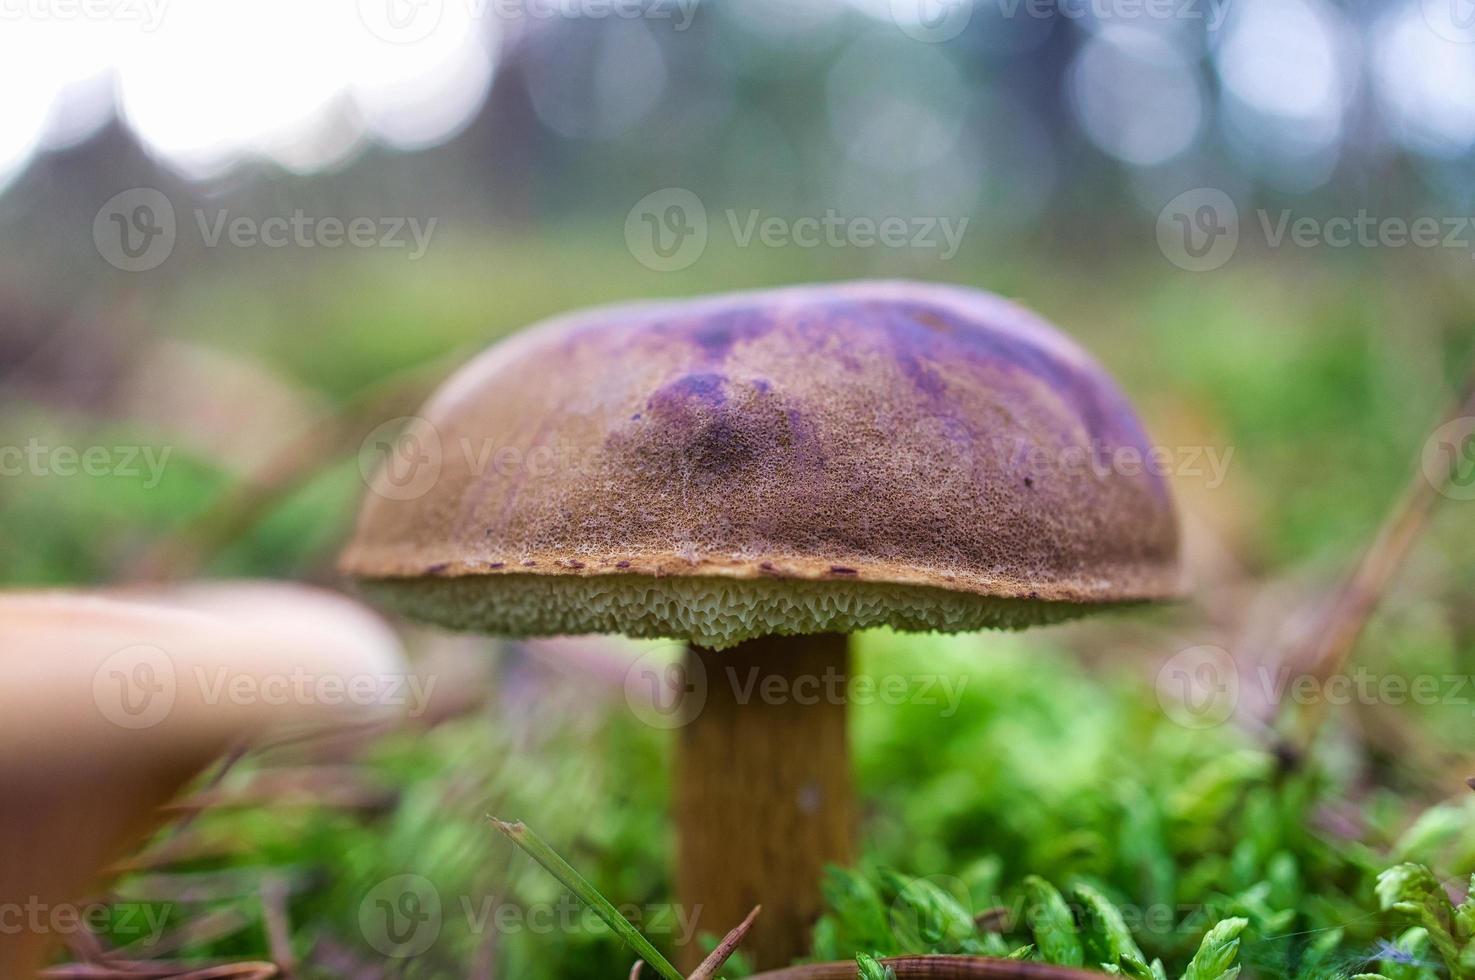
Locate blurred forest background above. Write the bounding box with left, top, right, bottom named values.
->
left=4, top=0, right=1475, bottom=976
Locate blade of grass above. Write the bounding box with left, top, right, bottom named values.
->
left=489, top=818, right=685, bottom=980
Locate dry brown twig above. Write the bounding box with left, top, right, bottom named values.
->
left=115, top=908, right=254, bottom=961
left=1280, top=375, right=1475, bottom=760
left=123, top=350, right=463, bottom=583
left=687, top=905, right=762, bottom=980
left=171, top=968, right=278, bottom=980
left=164, top=766, right=396, bottom=814
left=746, top=956, right=1111, bottom=979
left=259, top=875, right=296, bottom=976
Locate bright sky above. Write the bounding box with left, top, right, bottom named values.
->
left=0, top=0, right=497, bottom=187
left=0, top=0, right=1472, bottom=196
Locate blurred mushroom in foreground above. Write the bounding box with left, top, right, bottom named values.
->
left=340, top=281, right=1180, bottom=968
left=0, top=582, right=406, bottom=977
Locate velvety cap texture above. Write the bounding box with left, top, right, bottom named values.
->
left=341, top=280, right=1179, bottom=648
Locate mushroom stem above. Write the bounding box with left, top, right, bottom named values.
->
left=675, top=633, right=854, bottom=971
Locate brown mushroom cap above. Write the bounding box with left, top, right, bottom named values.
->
left=0, top=583, right=406, bottom=976
left=342, top=280, right=1179, bottom=649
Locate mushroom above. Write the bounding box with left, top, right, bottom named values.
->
left=0, top=581, right=406, bottom=977
left=340, top=280, right=1179, bottom=968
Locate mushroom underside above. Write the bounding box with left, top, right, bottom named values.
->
left=360, top=572, right=1135, bottom=650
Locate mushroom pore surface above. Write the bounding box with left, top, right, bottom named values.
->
left=342, top=280, right=1180, bottom=647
